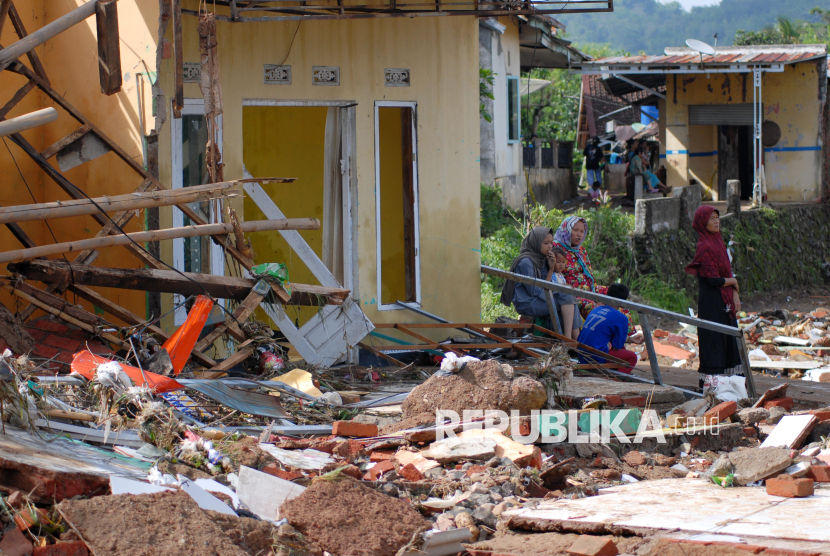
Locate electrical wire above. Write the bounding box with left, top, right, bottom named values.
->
left=279, top=21, right=301, bottom=66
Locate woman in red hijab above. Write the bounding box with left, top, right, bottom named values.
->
left=685, top=206, right=742, bottom=388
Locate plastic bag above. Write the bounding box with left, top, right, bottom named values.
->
left=703, top=374, right=747, bottom=403
left=712, top=473, right=734, bottom=487
left=251, top=262, right=290, bottom=294
left=439, top=353, right=480, bottom=375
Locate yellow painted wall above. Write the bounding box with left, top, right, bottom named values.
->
left=377, top=106, right=407, bottom=306
left=0, top=0, right=158, bottom=321
left=156, top=2, right=482, bottom=335
left=664, top=63, right=824, bottom=201
left=242, top=105, right=327, bottom=326
left=687, top=124, right=717, bottom=197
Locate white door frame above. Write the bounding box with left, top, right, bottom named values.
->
left=374, top=100, right=420, bottom=311
left=170, top=99, right=224, bottom=324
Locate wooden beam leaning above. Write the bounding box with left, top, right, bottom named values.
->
left=0, top=278, right=105, bottom=327
left=172, top=0, right=183, bottom=115
left=9, top=260, right=350, bottom=306
left=0, top=0, right=99, bottom=72
left=7, top=3, right=49, bottom=84
left=0, top=180, right=241, bottom=224
left=40, top=124, right=91, bottom=159
left=0, top=0, right=12, bottom=38
left=0, top=218, right=320, bottom=264
left=0, top=79, right=35, bottom=120
left=192, top=282, right=269, bottom=352
left=95, top=0, right=121, bottom=95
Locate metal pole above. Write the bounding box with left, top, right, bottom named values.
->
left=544, top=290, right=563, bottom=335
left=0, top=107, right=57, bottom=138
left=735, top=334, right=757, bottom=398
left=637, top=312, right=663, bottom=385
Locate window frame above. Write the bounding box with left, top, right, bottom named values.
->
left=170, top=99, right=225, bottom=325
left=507, top=76, right=521, bottom=144
left=373, top=100, right=421, bottom=312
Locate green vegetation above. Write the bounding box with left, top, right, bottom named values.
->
left=557, top=0, right=828, bottom=55
left=735, top=9, right=830, bottom=45
left=479, top=67, right=496, bottom=123
left=480, top=190, right=693, bottom=322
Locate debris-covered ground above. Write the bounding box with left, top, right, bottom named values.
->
left=1, top=293, right=830, bottom=556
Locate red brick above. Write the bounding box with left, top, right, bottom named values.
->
left=25, top=328, right=48, bottom=342
left=810, top=410, right=830, bottom=422
left=363, top=460, right=394, bottom=481
left=14, top=507, right=49, bottom=531
left=399, top=463, right=424, bottom=482
left=762, top=549, right=822, bottom=556
left=653, top=329, right=670, bottom=338
left=33, top=344, right=60, bottom=360
left=704, top=401, right=738, bottom=425
left=86, top=344, right=115, bottom=356
left=338, top=465, right=363, bottom=480
left=31, top=320, right=71, bottom=334
left=566, top=535, right=618, bottom=556
left=766, top=475, right=814, bottom=498
left=765, top=397, right=795, bottom=411
left=808, top=465, right=830, bottom=483
left=620, top=396, right=646, bottom=407
left=744, top=426, right=757, bottom=437
left=604, top=395, right=623, bottom=406
left=6, top=490, right=24, bottom=508
left=261, top=464, right=303, bottom=481
left=369, top=451, right=395, bottom=462
left=33, top=541, right=89, bottom=556
left=332, top=420, right=378, bottom=438
left=309, top=440, right=337, bottom=454
left=55, top=351, right=76, bottom=365
left=0, top=527, right=33, bottom=556
left=706, top=542, right=764, bottom=553
left=667, top=334, right=688, bottom=344
left=43, top=335, right=81, bottom=352
left=465, top=465, right=487, bottom=477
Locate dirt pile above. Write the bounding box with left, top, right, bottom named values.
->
left=58, top=491, right=250, bottom=556
left=401, top=360, right=547, bottom=420
left=280, top=478, right=429, bottom=556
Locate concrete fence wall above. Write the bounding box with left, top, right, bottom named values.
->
left=500, top=167, right=577, bottom=211
left=634, top=184, right=702, bottom=237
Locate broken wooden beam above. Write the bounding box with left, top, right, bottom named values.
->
left=209, top=339, right=254, bottom=372
left=39, top=124, right=91, bottom=159
left=0, top=180, right=244, bottom=224
left=0, top=218, right=320, bottom=263
left=0, top=107, right=57, bottom=137
left=0, top=278, right=104, bottom=327
left=9, top=260, right=351, bottom=306
left=95, top=0, right=121, bottom=95
left=0, top=0, right=99, bottom=72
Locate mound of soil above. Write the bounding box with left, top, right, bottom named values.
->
left=207, top=510, right=278, bottom=556
left=280, top=478, right=429, bottom=556
left=59, top=491, right=247, bottom=556
left=378, top=413, right=436, bottom=435
left=401, top=360, right=546, bottom=419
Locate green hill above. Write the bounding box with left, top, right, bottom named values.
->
left=557, top=0, right=825, bottom=55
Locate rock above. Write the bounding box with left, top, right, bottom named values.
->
left=400, top=360, right=547, bottom=419
left=470, top=482, right=490, bottom=494
left=492, top=502, right=508, bottom=516
left=567, top=535, right=619, bottom=556
left=435, top=513, right=456, bottom=531
left=424, top=468, right=445, bottom=479
left=706, top=455, right=734, bottom=478
left=767, top=407, right=787, bottom=425
left=485, top=457, right=501, bottom=468
left=728, top=448, right=793, bottom=485
left=471, top=506, right=497, bottom=528
left=673, top=442, right=692, bottom=456
left=424, top=437, right=497, bottom=464
left=575, top=444, right=594, bottom=459
left=380, top=483, right=399, bottom=498
left=738, top=407, right=770, bottom=425
left=454, top=511, right=479, bottom=539
left=590, top=469, right=622, bottom=481
left=665, top=414, right=687, bottom=428
left=651, top=454, right=677, bottom=467
left=500, top=482, right=516, bottom=496
left=622, top=451, right=647, bottom=467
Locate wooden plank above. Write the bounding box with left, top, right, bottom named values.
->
left=95, top=0, right=121, bottom=95
left=0, top=0, right=12, bottom=38
left=40, top=124, right=91, bottom=159
left=7, top=3, right=50, bottom=84
left=172, top=0, right=183, bottom=116
left=0, top=79, right=35, bottom=120
left=210, top=340, right=254, bottom=372
left=10, top=260, right=348, bottom=305
left=395, top=324, right=460, bottom=355
left=465, top=324, right=540, bottom=359
left=193, top=285, right=267, bottom=352
left=531, top=324, right=630, bottom=366
left=0, top=279, right=103, bottom=327
left=357, top=341, right=406, bottom=367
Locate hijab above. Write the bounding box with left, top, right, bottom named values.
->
left=685, top=206, right=736, bottom=318
left=499, top=226, right=553, bottom=307
left=553, top=216, right=597, bottom=291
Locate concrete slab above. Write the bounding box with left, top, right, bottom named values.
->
left=563, top=377, right=686, bottom=406
left=505, top=478, right=830, bottom=542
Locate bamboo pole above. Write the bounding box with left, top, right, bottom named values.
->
left=0, top=107, right=57, bottom=138
left=1, top=284, right=128, bottom=349
left=0, top=0, right=101, bottom=72
left=0, top=218, right=320, bottom=264
left=0, top=180, right=249, bottom=224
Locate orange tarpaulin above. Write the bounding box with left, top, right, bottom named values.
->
left=70, top=351, right=183, bottom=393
left=163, top=295, right=215, bottom=375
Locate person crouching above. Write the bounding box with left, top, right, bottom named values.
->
left=577, top=283, right=638, bottom=373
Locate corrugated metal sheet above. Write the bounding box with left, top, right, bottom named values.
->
left=575, top=47, right=826, bottom=69
left=689, top=104, right=760, bottom=125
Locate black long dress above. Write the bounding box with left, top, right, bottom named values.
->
left=697, top=276, right=742, bottom=376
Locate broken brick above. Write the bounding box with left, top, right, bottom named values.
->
left=6, top=491, right=24, bottom=508
left=466, top=465, right=487, bottom=477
left=764, top=397, right=795, bottom=411
left=261, top=464, right=304, bottom=482
left=364, top=460, right=394, bottom=481
left=744, top=427, right=757, bottom=438
left=42, top=335, right=81, bottom=352
left=566, top=535, right=618, bottom=556
left=807, top=465, right=830, bottom=483
left=809, top=409, right=830, bottom=422
left=667, top=334, right=688, bottom=344
left=33, top=344, right=61, bottom=360
left=703, top=401, right=738, bottom=425
left=0, top=527, right=33, bottom=556
left=31, top=320, right=71, bottom=334
left=604, top=395, right=623, bottom=406
left=653, top=329, right=669, bottom=338
left=33, top=542, right=89, bottom=556
left=620, top=396, right=645, bottom=407
left=369, top=451, right=395, bottom=462
left=338, top=465, right=363, bottom=480
left=332, top=421, right=378, bottom=438
left=14, top=507, right=49, bottom=531
left=399, top=463, right=424, bottom=482
left=622, top=451, right=647, bottom=467
left=766, top=475, right=814, bottom=498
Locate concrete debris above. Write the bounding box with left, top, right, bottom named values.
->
left=728, top=448, right=793, bottom=485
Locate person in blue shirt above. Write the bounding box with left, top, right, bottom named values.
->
left=499, top=226, right=582, bottom=340
left=577, top=283, right=638, bottom=373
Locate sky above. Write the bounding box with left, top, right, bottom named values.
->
left=661, top=0, right=721, bottom=10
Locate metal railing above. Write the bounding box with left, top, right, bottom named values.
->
left=481, top=265, right=756, bottom=398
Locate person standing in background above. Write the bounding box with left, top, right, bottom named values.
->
left=583, top=137, right=604, bottom=200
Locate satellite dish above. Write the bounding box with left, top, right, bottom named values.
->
left=686, top=39, right=715, bottom=55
